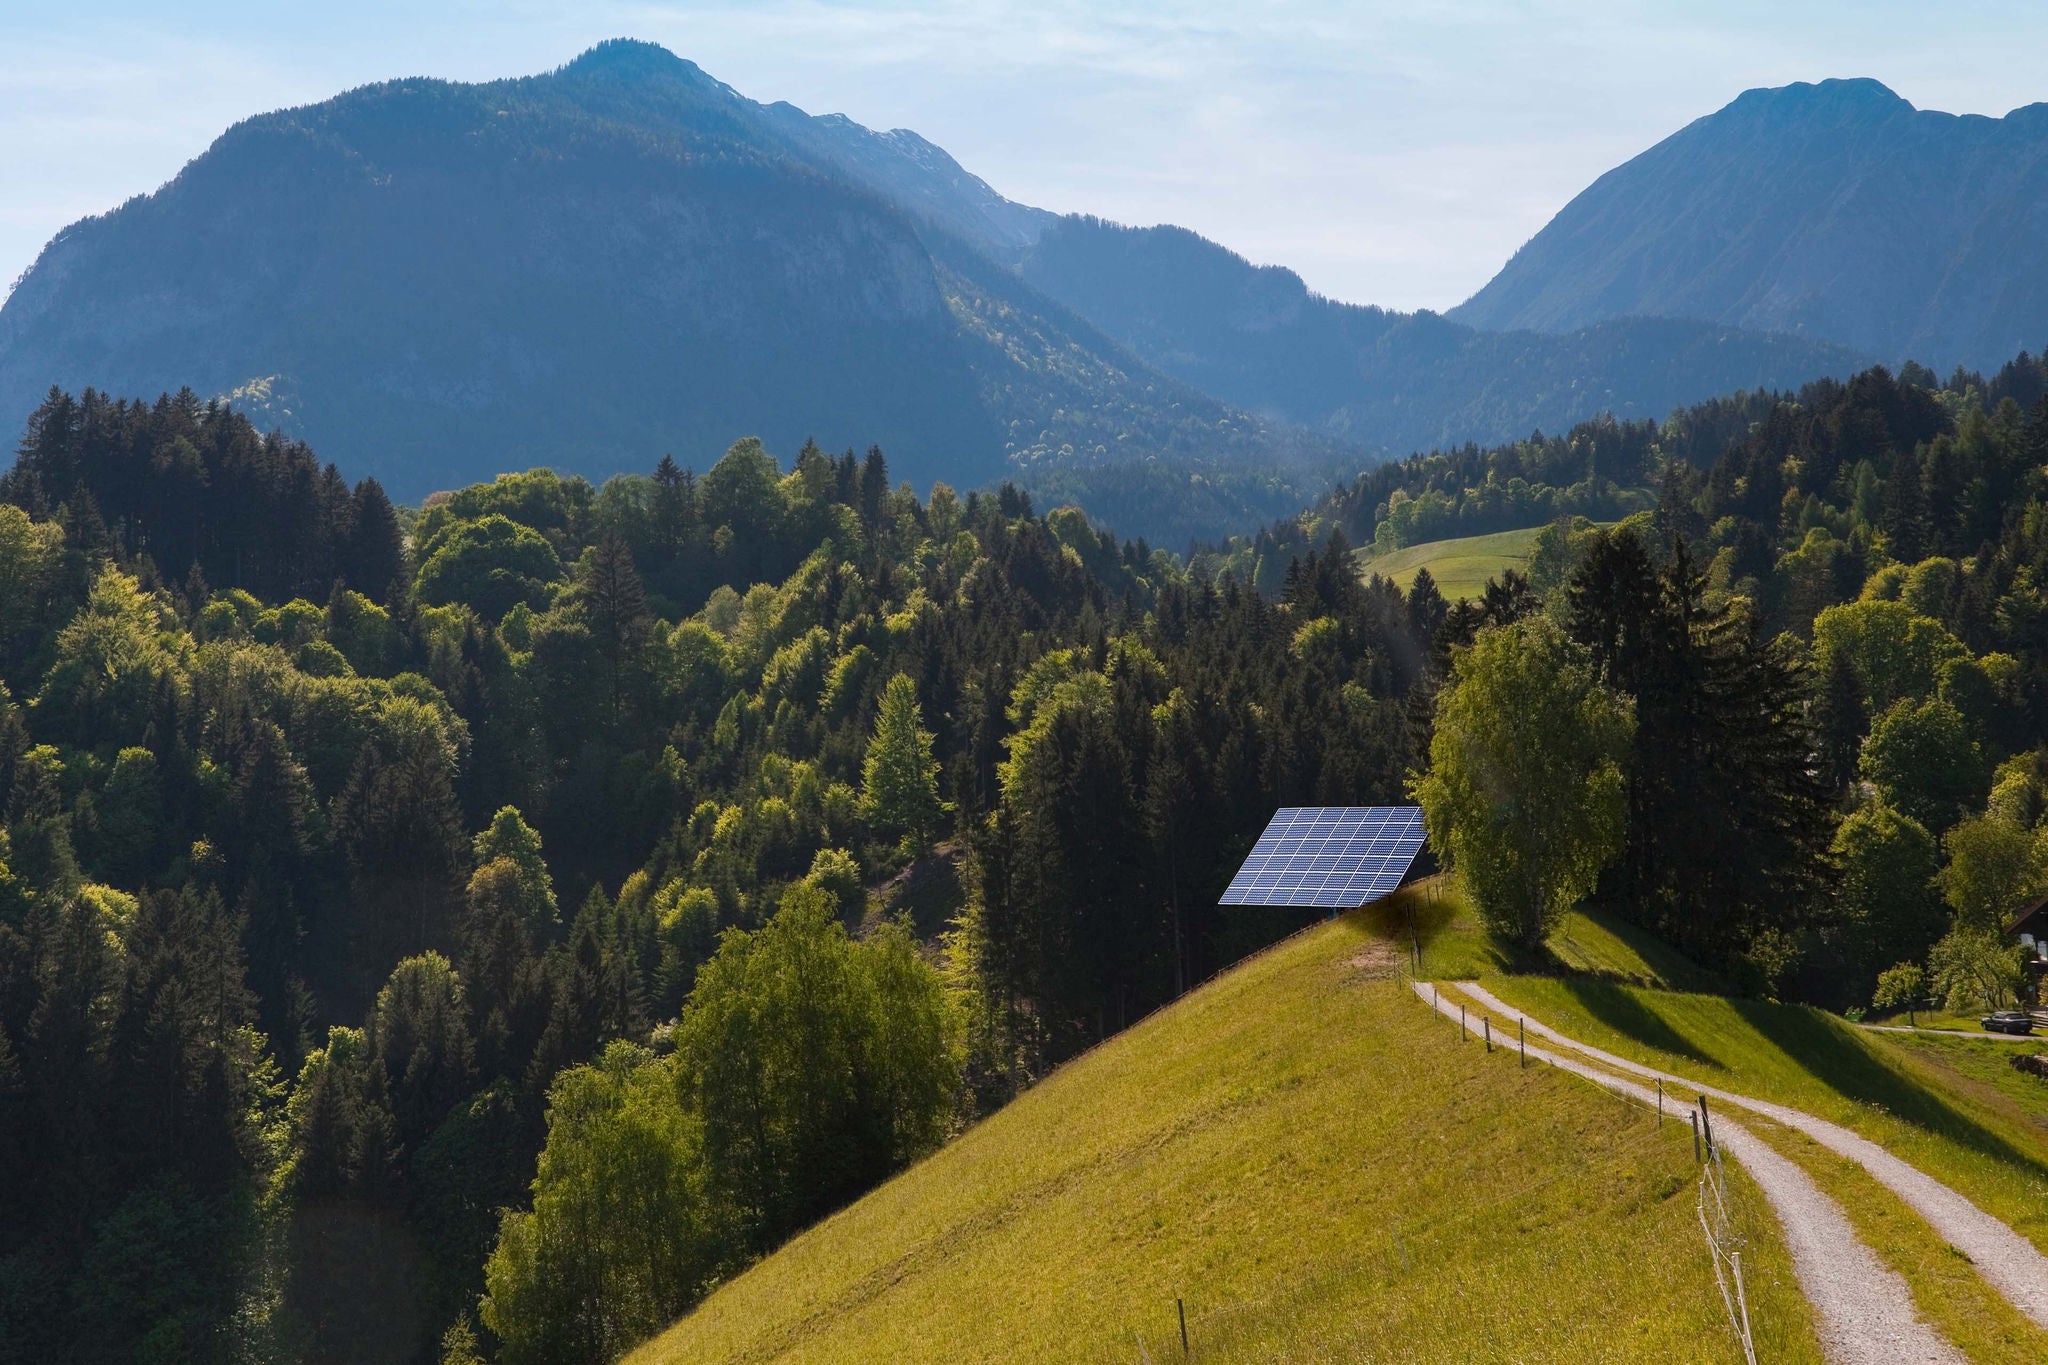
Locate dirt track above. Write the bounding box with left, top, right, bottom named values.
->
left=1454, top=980, right=2048, bottom=1334
left=1412, top=981, right=1960, bottom=1363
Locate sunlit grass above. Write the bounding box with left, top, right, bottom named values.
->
left=1356, top=526, right=1550, bottom=601
left=629, top=903, right=1814, bottom=1364
left=1469, top=976, right=2048, bottom=1257
left=1737, top=1112, right=2048, bottom=1364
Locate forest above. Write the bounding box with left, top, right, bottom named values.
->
left=5, top=345, right=2048, bottom=1363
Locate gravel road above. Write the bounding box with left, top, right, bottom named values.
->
left=1454, top=980, right=2048, bottom=1333
left=1411, top=981, right=1961, bottom=1364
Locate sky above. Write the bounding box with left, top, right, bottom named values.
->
left=3, top=1, right=2045, bottom=312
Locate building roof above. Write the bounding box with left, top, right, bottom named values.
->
left=2009, top=891, right=2048, bottom=939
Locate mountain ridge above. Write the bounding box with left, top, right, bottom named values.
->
left=0, top=42, right=1889, bottom=541
left=1450, top=77, right=2048, bottom=369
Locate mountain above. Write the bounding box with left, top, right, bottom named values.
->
left=0, top=40, right=1299, bottom=519
left=0, top=41, right=1881, bottom=540
left=1450, top=78, right=2048, bottom=370
left=1019, top=215, right=1870, bottom=452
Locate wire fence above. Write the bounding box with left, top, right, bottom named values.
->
left=1696, top=1102, right=1760, bottom=1364
left=1400, top=968, right=1768, bottom=1364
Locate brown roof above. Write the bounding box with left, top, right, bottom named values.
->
left=2010, top=891, right=2048, bottom=939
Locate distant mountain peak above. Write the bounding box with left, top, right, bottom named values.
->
left=1449, top=76, right=2048, bottom=368
left=559, top=37, right=689, bottom=77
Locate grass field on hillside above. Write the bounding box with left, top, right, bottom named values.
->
left=1467, top=973, right=2048, bottom=1258
left=632, top=903, right=1816, bottom=1364
left=1397, top=880, right=2048, bottom=1359
left=1356, top=526, right=1549, bottom=600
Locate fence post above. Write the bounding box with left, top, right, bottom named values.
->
left=1657, top=1079, right=1664, bottom=1124
left=1699, top=1095, right=1715, bottom=1154
left=1691, top=1112, right=1701, bottom=1164
left=1519, top=1017, right=1526, bottom=1067
left=1177, top=1298, right=1188, bottom=1357
left=1460, top=1004, right=1466, bottom=1041
left=1731, top=1252, right=1757, bottom=1365
left=1484, top=1017, right=1492, bottom=1052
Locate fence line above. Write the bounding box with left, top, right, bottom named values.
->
left=1408, top=976, right=1765, bottom=1363
left=1697, top=1124, right=1760, bottom=1364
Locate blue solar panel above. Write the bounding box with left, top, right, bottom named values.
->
left=1218, top=806, right=1426, bottom=909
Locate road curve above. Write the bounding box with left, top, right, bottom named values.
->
left=1452, top=980, right=2048, bottom=1333
left=1411, top=981, right=1960, bottom=1364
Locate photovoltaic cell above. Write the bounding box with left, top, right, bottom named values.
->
left=1217, top=806, right=1426, bottom=909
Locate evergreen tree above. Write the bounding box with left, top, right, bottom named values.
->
left=860, top=675, right=949, bottom=852
left=346, top=477, right=408, bottom=603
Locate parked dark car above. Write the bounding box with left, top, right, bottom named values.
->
left=1982, top=1011, right=2036, bottom=1035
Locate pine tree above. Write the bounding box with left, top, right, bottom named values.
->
left=346, top=477, right=408, bottom=603
left=574, top=528, right=649, bottom=722
left=861, top=675, right=949, bottom=852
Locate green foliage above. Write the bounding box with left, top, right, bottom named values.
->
left=1831, top=803, right=1945, bottom=991
left=481, top=1043, right=714, bottom=1365
left=1414, top=618, right=1633, bottom=948
left=1861, top=697, right=1985, bottom=833
left=1935, top=814, right=2048, bottom=933
left=674, top=885, right=961, bottom=1247
left=1813, top=599, right=1969, bottom=713
left=802, top=847, right=865, bottom=922
left=1873, top=961, right=1928, bottom=1014
left=1928, top=926, right=2029, bottom=1012
left=415, top=514, right=564, bottom=619
left=859, top=675, right=949, bottom=852
left=34, top=566, right=183, bottom=747
left=483, top=889, right=960, bottom=1363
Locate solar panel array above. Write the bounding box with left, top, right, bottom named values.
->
left=1218, top=806, right=1426, bottom=908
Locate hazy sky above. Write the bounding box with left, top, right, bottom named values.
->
left=3, top=1, right=2044, bottom=311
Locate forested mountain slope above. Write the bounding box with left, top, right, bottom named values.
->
left=0, top=388, right=1430, bottom=1361
left=12, top=346, right=2048, bottom=1361
left=1451, top=79, right=2048, bottom=371
left=0, top=41, right=1312, bottom=540
left=1, top=42, right=1892, bottom=549
left=1021, top=215, right=1869, bottom=451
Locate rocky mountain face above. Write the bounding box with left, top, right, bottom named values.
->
left=1450, top=78, right=2048, bottom=371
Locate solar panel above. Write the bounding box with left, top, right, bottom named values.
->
left=1217, top=806, right=1426, bottom=909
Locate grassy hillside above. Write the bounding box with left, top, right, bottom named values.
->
left=1356, top=526, right=1548, bottom=600
left=1404, top=880, right=2048, bottom=1258
left=1418, top=879, right=2048, bottom=1360
left=1475, top=973, right=2048, bottom=1256
left=632, top=897, right=1815, bottom=1364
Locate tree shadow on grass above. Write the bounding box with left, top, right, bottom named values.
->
left=1545, top=976, right=1724, bottom=1070
left=1722, top=997, right=2048, bottom=1177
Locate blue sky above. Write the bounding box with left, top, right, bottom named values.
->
left=3, top=1, right=2043, bottom=311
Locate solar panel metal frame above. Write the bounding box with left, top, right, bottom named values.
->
left=1217, top=806, right=1426, bottom=909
